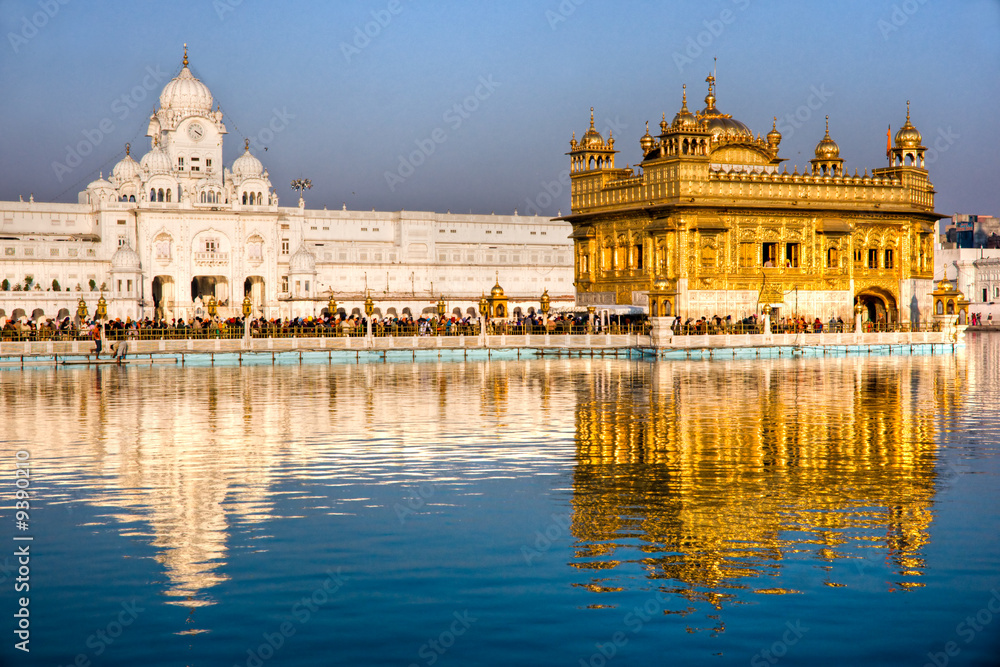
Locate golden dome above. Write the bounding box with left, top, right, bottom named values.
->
left=894, top=100, right=923, bottom=148
left=814, top=116, right=840, bottom=159
left=696, top=73, right=753, bottom=139
left=640, top=121, right=654, bottom=154
left=580, top=107, right=604, bottom=147
left=766, top=116, right=782, bottom=147
left=490, top=278, right=505, bottom=297
left=671, top=85, right=699, bottom=131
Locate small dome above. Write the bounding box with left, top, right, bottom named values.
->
left=158, top=45, right=213, bottom=113
left=639, top=121, right=654, bottom=154
left=232, top=139, right=264, bottom=178
left=111, top=144, right=141, bottom=184
left=111, top=244, right=141, bottom=270
left=815, top=116, right=840, bottom=159
left=671, top=85, right=699, bottom=130
left=140, top=140, right=172, bottom=176
left=767, top=117, right=782, bottom=147
left=87, top=173, right=115, bottom=192
left=288, top=244, right=316, bottom=273
left=580, top=108, right=604, bottom=147
left=490, top=280, right=505, bottom=297
left=894, top=101, right=922, bottom=148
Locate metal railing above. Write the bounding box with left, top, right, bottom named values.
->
left=0, top=320, right=948, bottom=343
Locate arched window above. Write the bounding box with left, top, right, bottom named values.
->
left=129, top=195, right=135, bottom=202
left=165, top=189, right=171, bottom=202
left=200, top=192, right=206, bottom=203
left=257, top=191, right=262, bottom=204
left=242, top=192, right=248, bottom=205
left=150, top=189, right=156, bottom=201
left=157, top=188, right=164, bottom=202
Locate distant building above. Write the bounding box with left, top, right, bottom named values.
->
left=939, top=214, right=1000, bottom=249
left=0, top=47, right=574, bottom=324
left=563, top=74, right=939, bottom=325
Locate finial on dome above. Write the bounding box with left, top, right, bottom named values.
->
left=183, top=43, right=188, bottom=67
left=125, top=142, right=130, bottom=156
left=906, top=100, right=910, bottom=122
left=589, top=107, right=595, bottom=129
left=772, top=116, right=777, bottom=130
left=682, top=83, right=687, bottom=104
left=825, top=115, right=830, bottom=136
left=245, top=138, right=250, bottom=151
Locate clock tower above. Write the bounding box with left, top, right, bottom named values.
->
left=144, top=44, right=227, bottom=198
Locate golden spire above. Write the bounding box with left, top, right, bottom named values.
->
left=125, top=142, right=130, bottom=156
left=589, top=107, right=595, bottom=130
left=183, top=43, right=188, bottom=67
left=824, top=115, right=830, bottom=138
left=244, top=138, right=250, bottom=151
left=906, top=99, right=910, bottom=122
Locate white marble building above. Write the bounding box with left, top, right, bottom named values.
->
left=0, top=48, right=573, bottom=324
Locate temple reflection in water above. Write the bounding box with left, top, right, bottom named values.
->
left=0, top=351, right=968, bottom=624
left=570, top=354, right=965, bottom=610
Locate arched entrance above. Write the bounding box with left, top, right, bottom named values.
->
left=856, top=288, right=898, bottom=327
left=244, top=276, right=265, bottom=311
left=153, top=276, right=175, bottom=321
left=191, top=276, right=229, bottom=305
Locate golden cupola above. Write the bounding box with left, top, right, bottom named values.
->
left=580, top=108, right=605, bottom=148
left=568, top=107, right=618, bottom=173
left=766, top=116, right=782, bottom=152
left=894, top=100, right=923, bottom=148
left=671, top=85, right=699, bottom=131
left=810, top=115, right=845, bottom=176
left=814, top=116, right=840, bottom=159
left=890, top=100, right=926, bottom=168
left=639, top=121, right=655, bottom=156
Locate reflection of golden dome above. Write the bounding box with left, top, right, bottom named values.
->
left=581, top=107, right=604, bottom=147
left=894, top=101, right=922, bottom=148
left=815, top=116, right=840, bottom=159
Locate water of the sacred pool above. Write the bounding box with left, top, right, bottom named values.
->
left=2, top=337, right=999, bottom=666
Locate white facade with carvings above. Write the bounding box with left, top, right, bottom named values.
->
left=0, top=50, right=572, bottom=324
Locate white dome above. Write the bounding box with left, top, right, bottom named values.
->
left=87, top=173, right=115, bottom=192
left=111, top=146, right=141, bottom=184
left=288, top=245, right=316, bottom=273
left=111, top=244, right=141, bottom=271
left=232, top=141, right=264, bottom=178
left=159, top=66, right=213, bottom=113
left=140, top=143, right=172, bottom=176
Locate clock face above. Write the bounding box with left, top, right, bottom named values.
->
left=187, top=123, right=204, bottom=141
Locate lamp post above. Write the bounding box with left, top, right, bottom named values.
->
left=242, top=295, right=252, bottom=342
left=478, top=293, right=489, bottom=342
left=96, top=293, right=108, bottom=345
left=77, top=297, right=88, bottom=333
left=854, top=299, right=864, bottom=336
left=436, top=295, right=447, bottom=336
left=587, top=305, right=596, bottom=333
left=207, top=295, right=218, bottom=320
left=364, top=291, right=374, bottom=340
left=762, top=302, right=772, bottom=335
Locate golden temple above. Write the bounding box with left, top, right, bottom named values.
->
left=564, top=74, right=939, bottom=324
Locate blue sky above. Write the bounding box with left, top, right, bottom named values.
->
left=1, top=0, right=997, bottom=217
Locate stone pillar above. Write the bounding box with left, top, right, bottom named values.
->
left=650, top=316, right=675, bottom=348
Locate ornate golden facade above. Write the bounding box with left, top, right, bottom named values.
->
left=565, top=75, right=939, bottom=323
